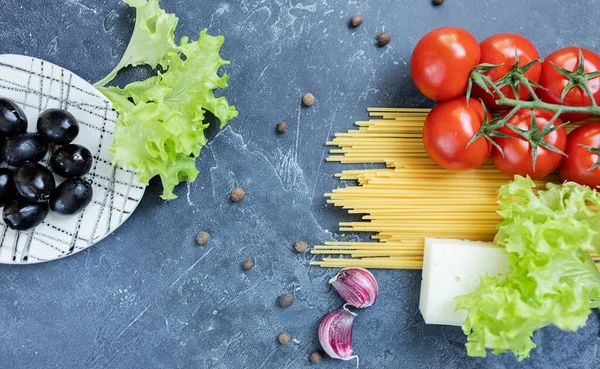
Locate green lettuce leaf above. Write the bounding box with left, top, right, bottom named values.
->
left=96, top=0, right=237, bottom=199
left=456, top=176, right=600, bottom=360
left=94, top=0, right=178, bottom=88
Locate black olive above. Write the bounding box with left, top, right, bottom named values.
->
left=14, top=163, right=55, bottom=203
left=50, top=178, right=93, bottom=215
left=37, top=109, right=79, bottom=144
left=50, top=144, right=93, bottom=177
left=3, top=197, right=48, bottom=230
left=4, top=133, right=48, bottom=167
left=0, top=168, right=17, bottom=206
left=0, top=98, right=28, bottom=137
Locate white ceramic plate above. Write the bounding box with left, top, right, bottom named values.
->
left=0, top=54, right=145, bottom=264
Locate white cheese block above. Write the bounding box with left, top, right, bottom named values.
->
left=419, top=238, right=510, bottom=326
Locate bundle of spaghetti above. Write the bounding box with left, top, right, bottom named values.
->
left=311, top=107, right=600, bottom=270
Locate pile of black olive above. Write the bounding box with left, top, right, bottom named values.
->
left=0, top=97, right=94, bottom=231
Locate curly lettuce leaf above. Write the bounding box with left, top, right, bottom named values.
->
left=456, top=176, right=600, bottom=360
left=97, top=1, right=238, bottom=199
left=95, top=0, right=178, bottom=87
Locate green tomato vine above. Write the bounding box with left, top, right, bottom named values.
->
left=466, top=48, right=600, bottom=169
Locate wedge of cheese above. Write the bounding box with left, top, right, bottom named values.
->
left=419, top=238, right=510, bottom=326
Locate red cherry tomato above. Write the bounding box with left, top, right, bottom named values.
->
left=423, top=97, right=492, bottom=171
left=471, top=33, right=542, bottom=109
left=491, top=109, right=567, bottom=179
left=559, top=122, right=600, bottom=188
left=537, top=47, right=600, bottom=123
left=410, top=27, right=481, bottom=101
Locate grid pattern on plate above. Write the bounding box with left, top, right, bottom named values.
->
left=0, top=55, right=145, bottom=264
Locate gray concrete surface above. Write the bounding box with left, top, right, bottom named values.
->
left=0, top=0, right=598, bottom=368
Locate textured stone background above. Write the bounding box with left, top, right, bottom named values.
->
left=0, top=0, right=599, bottom=368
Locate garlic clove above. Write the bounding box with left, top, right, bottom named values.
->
left=318, top=309, right=359, bottom=364
left=329, top=267, right=378, bottom=308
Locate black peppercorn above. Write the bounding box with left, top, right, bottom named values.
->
left=277, top=121, right=288, bottom=133
left=195, top=231, right=210, bottom=246
left=350, top=15, right=363, bottom=28
left=278, top=293, right=294, bottom=308
left=278, top=332, right=291, bottom=344
left=377, top=32, right=391, bottom=47
left=231, top=188, right=245, bottom=203
left=309, top=351, right=323, bottom=364
left=302, top=93, right=315, bottom=107
left=294, top=240, right=308, bottom=253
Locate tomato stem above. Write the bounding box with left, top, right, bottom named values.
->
left=495, top=97, right=600, bottom=114
left=473, top=68, right=600, bottom=114
left=467, top=53, right=600, bottom=159
left=516, top=76, right=541, bottom=103
left=471, top=52, right=600, bottom=117
left=502, top=105, right=521, bottom=123
left=580, top=144, right=600, bottom=170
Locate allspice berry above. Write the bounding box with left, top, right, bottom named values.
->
left=277, top=121, right=288, bottom=133
left=278, top=332, right=291, bottom=345
left=242, top=258, right=255, bottom=271
left=294, top=240, right=308, bottom=253
left=433, top=0, right=445, bottom=5
left=377, top=32, right=391, bottom=47
left=195, top=231, right=211, bottom=246
left=231, top=188, right=245, bottom=203
left=302, top=93, right=315, bottom=107
left=278, top=293, right=294, bottom=308
left=350, top=14, right=363, bottom=28
left=309, top=352, right=323, bottom=364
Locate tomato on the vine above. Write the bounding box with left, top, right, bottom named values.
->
left=559, top=122, right=600, bottom=188
left=410, top=27, right=481, bottom=101
left=491, top=109, right=567, bottom=179
left=471, top=33, right=542, bottom=109
left=423, top=97, right=492, bottom=171
left=537, top=47, right=600, bottom=123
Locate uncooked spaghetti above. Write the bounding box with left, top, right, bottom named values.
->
left=311, top=108, right=600, bottom=270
